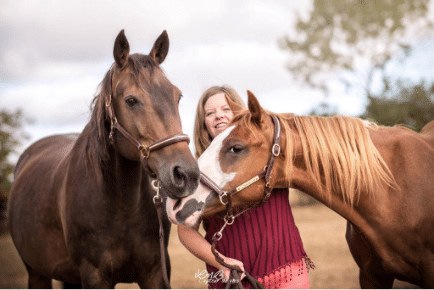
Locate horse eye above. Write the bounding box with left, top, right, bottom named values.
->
left=229, top=145, right=243, bottom=154
left=125, top=96, right=139, bottom=108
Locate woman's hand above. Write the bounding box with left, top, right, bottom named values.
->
left=218, top=255, right=246, bottom=284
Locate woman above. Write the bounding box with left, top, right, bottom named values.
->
left=178, top=85, right=313, bottom=289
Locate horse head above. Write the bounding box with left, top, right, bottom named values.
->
left=166, top=91, right=289, bottom=227
left=103, top=30, right=199, bottom=199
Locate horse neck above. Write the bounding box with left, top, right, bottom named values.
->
left=79, top=121, right=150, bottom=201
left=107, top=152, right=144, bottom=192
left=276, top=117, right=367, bottom=225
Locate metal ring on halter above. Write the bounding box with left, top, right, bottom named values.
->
left=140, top=146, right=151, bottom=159
left=219, top=192, right=229, bottom=205
left=153, top=195, right=163, bottom=204
left=272, top=144, right=280, bottom=157
left=224, top=214, right=235, bottom=225
left=151, top=179, right=163, bottom=204
left=151, top=179, right=159, bottom=191
left=212, top=231, right=223, bottom=242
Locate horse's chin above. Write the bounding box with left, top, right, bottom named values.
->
left=165, top=197, right=205, bottom=227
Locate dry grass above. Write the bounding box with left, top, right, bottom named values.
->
left=0, top=204, right=417, bottom=288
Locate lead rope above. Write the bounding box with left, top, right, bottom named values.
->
left=210, top=202, right=264, bottom=289
left=151, top=179, right=171, bottom=289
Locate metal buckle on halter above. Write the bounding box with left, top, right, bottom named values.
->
left=139, top=145, right=151, bottom=159
left=219, top=192, right=229, bottom=205
left=272, top=144, right=280, bottom=157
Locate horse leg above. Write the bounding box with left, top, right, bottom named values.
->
left=78, top=260, right=113, bottom=288
left=359, top=269, right=394, bottom=289
left=138, top=255, right=171, bottom=289
left=25, top=263, right=52, bottom=289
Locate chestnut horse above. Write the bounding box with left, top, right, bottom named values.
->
left=166, top=91, right=434, bottom=288
left=8, top=30, right=199, bottom=288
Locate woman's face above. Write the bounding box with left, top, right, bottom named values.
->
left=204, top=93, right=234, bottom=139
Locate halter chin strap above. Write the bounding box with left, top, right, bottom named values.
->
left=199, top=114, right=282, bottom=208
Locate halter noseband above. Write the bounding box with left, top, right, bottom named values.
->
left=199, top=114, right=282, bottom=210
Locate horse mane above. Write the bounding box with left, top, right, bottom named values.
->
left=232, top=111, right=397, bottom=206
left=289, top=115, right=397, bottom=206
left=79, top=54, right=159, bottom=179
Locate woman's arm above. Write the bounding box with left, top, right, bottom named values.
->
left=177, top=224, right=244, bottom=281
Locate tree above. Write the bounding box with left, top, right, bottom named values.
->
left=361, top=79, right=434, bottom=131
left=0, top=109, right=31, bottom=206
left=280, top=0, right=433, bottom=97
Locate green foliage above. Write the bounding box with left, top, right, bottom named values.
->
left=0, top=109, right=31, bottom=201
left=361, top=79, right=434, bottom=131
left=308, top=102, right=339, bottom=117
left=280, top=0, right=432, bottom=95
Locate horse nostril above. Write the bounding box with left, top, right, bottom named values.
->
left=172, top=166, right=186, bottom=189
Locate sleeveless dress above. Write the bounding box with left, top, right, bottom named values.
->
left=203, top=188, right=314, bottom=289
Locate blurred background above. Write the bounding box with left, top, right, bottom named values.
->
left=1, top=0, right=433, bottom=288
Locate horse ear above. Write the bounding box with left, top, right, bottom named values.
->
left=225, top=95, right=245, bottom=116
left=150, top=30, right=169, bottom=64
left=247, top=90, right=265, bottom=127
left=113, top=29, right=130, bottom=69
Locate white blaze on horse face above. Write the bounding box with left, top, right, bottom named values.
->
left=198, top=126, right=236, bottom=189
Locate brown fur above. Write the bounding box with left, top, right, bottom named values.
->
left=8, top=30, right=199, bottom=288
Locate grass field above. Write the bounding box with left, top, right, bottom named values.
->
left=0, top=204, right=417, bottom=288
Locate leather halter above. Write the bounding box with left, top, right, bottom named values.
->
left=199, top=114, right=281, bottom=210
left=105, top=68, right=190, bottom=289
left=200, top=114, right=281, bottom=289
left=105, top=84, right=190, bottom=168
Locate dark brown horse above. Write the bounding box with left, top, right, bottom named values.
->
left=8, top=30, right=199, bottom=288
left=166, top=91, right=434, bottom=288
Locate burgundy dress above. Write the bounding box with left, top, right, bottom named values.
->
left=203, top=188, right=313, bottom=289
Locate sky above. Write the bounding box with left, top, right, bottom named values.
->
left=1, top=0, right=434, bottom=158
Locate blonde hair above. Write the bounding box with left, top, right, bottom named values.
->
left=194, top=86, right=246, bottom=158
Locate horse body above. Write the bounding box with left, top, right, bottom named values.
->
left=9, top=30, right=199, bottom=288
left=166, top=91, right=434, bottom=288
left=342, top=124, right=434, bottom=288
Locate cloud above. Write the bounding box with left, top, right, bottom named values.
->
left=3, top=0, right=431, bottom=158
